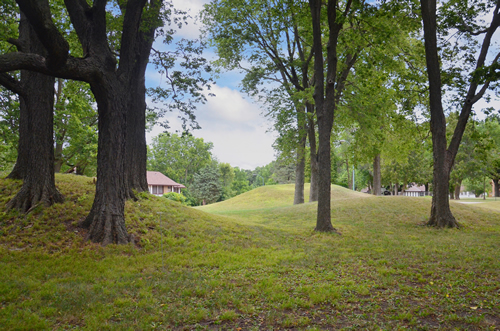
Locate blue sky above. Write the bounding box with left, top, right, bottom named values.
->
left=145, top=0, right=277, bottom=170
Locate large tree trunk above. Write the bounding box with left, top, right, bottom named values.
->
left=123, top=26, right=155, bottom=199
left=372, top=154, right=381, bottom=196
left=293, top=106, right=307, bottom=205
left=81, top=75, right=131, bottom=245
left=6, top=68, right=64, bottom=212
left=124, top=71, right=149, bottom=199
left=421, top=0, right=500, bottom=227
left=315, top=114, right=335, bottom=231
left=310, top=0, right=338, bottom=233
left=420, top=0, right=459, bottom=228
left=6, top=13, right=64, bottom=212
left=307, top=104, right=318, bottom=202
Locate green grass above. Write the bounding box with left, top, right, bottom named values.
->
left=1, top=176, right=499, bottom=329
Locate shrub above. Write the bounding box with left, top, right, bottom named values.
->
left=163, top=192, right=186, bottom=204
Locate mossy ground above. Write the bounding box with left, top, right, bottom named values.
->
left=1, top=175, right=499, bottom=330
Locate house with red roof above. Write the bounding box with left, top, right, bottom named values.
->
left=147, top=171, right=186, bottom=196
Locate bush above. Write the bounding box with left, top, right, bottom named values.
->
left=163, top=192, right=186, bottom=204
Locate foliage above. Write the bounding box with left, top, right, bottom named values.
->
left=53, top=79, right=98, bottom=176
left=202, top=0, right=313, bottom=165
left=463, top=177, right=490, bottom=197
left=148, top=133, right=214, bottom=185
left=448, top=114, right=490, bottom=193
left=148, top=38, right=214, bottom=131
left=163, top=191, right=187, bottom=205
left=0, top=87, right=18, bottom=171
left=230, top=167, right=251, bottom=196
left=218, top=162, right=234, bottom=188
left=190, top=166, right=223, bottom=205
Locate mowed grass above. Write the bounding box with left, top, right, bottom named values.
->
left=0, top=176, right=499, bottom=330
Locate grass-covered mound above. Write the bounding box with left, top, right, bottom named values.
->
left=1, top=176, right=499, bottom=329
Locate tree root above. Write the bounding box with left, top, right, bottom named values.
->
left=82, top=210, right=132, bottom=245
left=314, top=224, right=341, bottom=234
left=6, top=185, right=64, bottom=213
left=426, top=215, right=460, bottom=228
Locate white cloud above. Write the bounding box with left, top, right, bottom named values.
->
left=147, top=1, right=276, bottom=169
left=168, top=0, right=209, bottom=39
left=146, top=85, right=277, bottom=170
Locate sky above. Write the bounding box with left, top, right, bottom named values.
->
left=145, top=0, right=277, bottom=170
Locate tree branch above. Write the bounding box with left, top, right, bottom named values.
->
left=118, top=0, right=148, bottom=73
left=0, top=52, right=92, bottom=81
left=16, top=0, right=69, bottom=69
left=7, top=38, right=25, bottom=52
left=0, top=73, right=25, bottom=97
left=63, top=0, right=92, bottom=54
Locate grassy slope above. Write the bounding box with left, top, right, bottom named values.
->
left=1, top=177, right=499, bottom=330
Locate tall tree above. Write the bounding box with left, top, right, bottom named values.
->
left=202, top=0, right=315, bottom=205
left=191, top=165, right=223, bottom=205
left=1, top=11, right=64, bottom=211
left=309, top=0, right=362, bottom=232
left=0, top=0, right=165, bottom=244
left=419, top=0, right=500, bottom=227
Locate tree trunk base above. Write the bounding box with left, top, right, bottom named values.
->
left=81, top=209, right=132, bottom=245
left=314, top=224, right=341, bottom=234
left=125, top=189, right=137, bottom=201
left=426, top=212, right=460, bottom=228
left=5, top=167, right=25, bottom=180
left=6, top=184, right=64, bottom=213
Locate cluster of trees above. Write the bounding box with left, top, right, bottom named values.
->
left=148, top=133, right=301, bottom=205
left=2, top=0, right=500, bottom=244
left=203, top=0, right=500, bottom=231
left=0, top=0, right=210, bottom=244
left=330, top=114, right=500, bottom=200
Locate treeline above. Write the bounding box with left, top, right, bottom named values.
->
left=147, top=133, right=302, bottom=205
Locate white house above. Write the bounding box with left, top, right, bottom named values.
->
left=147, top=171, right=185, bottom=196
left=403, top=184, right=427, bottom=197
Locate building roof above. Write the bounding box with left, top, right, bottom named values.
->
left=406, top=184, right=426, bottom=192
left=146, top=171, right=186, bottom=188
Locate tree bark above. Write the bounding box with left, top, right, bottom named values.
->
left=454, top=182, right=461, bottom=200
left=6, top=12, right=64, bottom=212
left=420, top=0, right=459, bottom=228
left=307, top=103, right=318, bottom=202
left=123, top=17, right=157, bottom=199
left=80, top=74, right=131, bottom=244
left=310, top=0, right=338, bottom=233
left=372, top=154, right=381, bottom=196
left=294, top=106, right=307, bottom=205
left=421, top=0, right=500, bottom=227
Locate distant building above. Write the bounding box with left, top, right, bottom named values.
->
left=147, top=171, right=185, bottom=196
left=403, top=184, right=428, bottom=197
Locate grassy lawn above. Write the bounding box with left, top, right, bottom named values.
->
left=1, top=176, right=499, bottom=330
